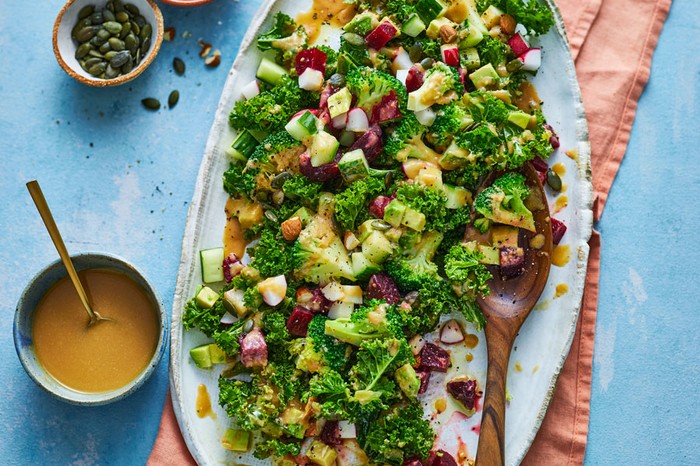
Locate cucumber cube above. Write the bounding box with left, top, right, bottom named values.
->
left=402, top=14, right=426, bottom=38
left=221, top=429, right=251, bottom=452
left=460, top=24, right=484, bottom=48
left=256, top=57, right=287, bottom=86
left=200, top=247, right=225, bottom=283
left=352, top=252, right=382, bottom=281
left=357, top=220, right=377, bottom=243
left=383, top=199, right=407, bottom=228
left=415, top=0, right=448, bottom=23
left=443, top=184, right=472, bottom=209
left=189, top=344, right=212, bottom=369
left=292, top=206, right=314, bottom=227
left=401, top=207, right=426, bottom=231
left=361, top=231, right=394, bottom=264
left=338, top=149, right=370, bottom=183
left=195, top=286, right=219, bottom=309
left=286, top=111, right=319, bottom=141
left=226, top=130, right=258, bottom=162
left=309, top=131, right=340, bottom=167
left=507, top=110, right=532, bottom=129
left=327, top=87, right=352, bottom=119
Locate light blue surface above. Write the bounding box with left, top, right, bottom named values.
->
left=0, top=1, right=697, bottom=465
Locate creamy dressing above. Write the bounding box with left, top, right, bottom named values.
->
left=296, top=0, right=357, bottom=43
left=551, top=244, right=571, bottom=267
left=196, top=383, right=216, bottom=419
left=554, top=283, right=569, bottom=298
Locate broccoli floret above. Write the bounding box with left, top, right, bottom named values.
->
left=477, top=0, right=555, bottom=35
left=385, top=230, right=443, bottom=292
left=384, top=113, right=440, bottom=163
left=394, top=182, right=447, bottom=230
left=242, top=131, right=305, bottom=199
left=257, top=12, right=308, bottom=66
left=407, top=62, right=462, bottom=112
left=229, top=76, right=317, bottom=133
left=346, top=66, right=408, bottom=114
left=334, top=176, right=385, bottom=231
left=307, top=315, right=350, bottom=372
left=444, top=243, right=493, bottom=298
left=427, top=101, right=474, bottom=149
left=325, top=301, right=403, bottom=346
left=455, top=124, right=503, bottom=160
left=262, top=311, right=291, bottom=348
left=223, top=163, right=257, bottom=199
left=474, top=171, right=535, bottom=232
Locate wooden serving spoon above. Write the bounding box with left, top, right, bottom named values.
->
left=26, top=180, right=112, bottom=327
left=473, top=163, right=553, bottom=466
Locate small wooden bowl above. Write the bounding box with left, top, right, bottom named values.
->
left=53, top=0, right=164, bottom=87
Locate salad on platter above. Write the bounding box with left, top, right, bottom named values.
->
left=180, top=0, right=571, bottom=464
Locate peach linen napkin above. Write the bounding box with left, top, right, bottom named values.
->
left=148, top=1, right=672, bottom=464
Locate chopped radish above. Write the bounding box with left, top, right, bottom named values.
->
left=409, top=334, right=425, bottom=355
left=322, top=281, right=345, bottom=301
left=290, top=108, right=320, bottom=120
left=391, top=47, right=413, bottom=72
left=338, top=421, right=357, bottom=439
left=346, top=108, right=369, bottom=132
left=223, top=288, right=247, bottom=317
left=508, top=33, right=530, bottom=57
left=441, top=45, right=460, bottom=67
left=327, top=301, right=354, bottom=320
left=219, top=311, right=236, bottom=325
left=257, top=275, right=287, bottom=306
left=514, top=23, right=528, bottom=37
left=365, top=21, right=399, bottom=50
left=241, top=80, right=260, bottom=99
left=414, top=108, right=436, bottom=126
left=332, top=112, right=348, bottom=130
left=396, top=69, right=409, bottom=86
left=405, top=65, right=424, bottom=92
left=295, top=47, right=327, bottom=76
left=341, top=285, right=363, bottom=304
left=299, top=68, right=325, bottom=91
left=440, top=319, right=465, bottom=344
left=518, top=48, right=541, bottom=72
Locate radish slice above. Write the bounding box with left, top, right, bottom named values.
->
left=440, top=319, right=465, bottom=344
left=514, top=23, right=528, bottom=37
left=338, top=421, right=357, bottom=439
left=332, top=112, right=348, bottom=130
left=392, top=47, right=413, bottom=72
left=346, top=108, right=369, bottom=132
left=441, top=45, right=460, bottom=67
left=395, top=69, right=410, bottom=86
left=327, top=301, right=354, bottom=320
left=241, top=80, right=260, bottom=99
left=322, top=281, right=345, bottom=301
left=518, top=48, right=541, bottom=72
left=414, top=108, right=436, bottom=126
left=409, top=334, right=426, bottom=355
left=257, top=275, right=287, bottom=306
left=299, top=68, right=325, bottom=91
left=220, top=311, right=236, bottom=325
left=508, top=33, right=530, bottom=57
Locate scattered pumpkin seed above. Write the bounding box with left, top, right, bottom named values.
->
left=371, top=220, right=392, bottom=230
left=110, top=50, right=131, bottom=68
left=115, top=11, right=129, bottom=23
left=75, top=43, right=92, bottom=59
left=168, top=90, right=180, bottom=109
left=141, top=98, right=161, bottom=110
left=173, top=57, right=185, bottom=75
left=75, top=26, right=98, bottom=42
left=546, top=169, right=563, bottom=191
left=78, top=6, right=94, bottom=20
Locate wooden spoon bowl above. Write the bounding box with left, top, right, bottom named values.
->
left=472, top=162, right=553, bottom=466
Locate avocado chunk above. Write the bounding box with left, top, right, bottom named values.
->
left=190, top=344, right=213, bottom=369
left=395, top=363, right=421, bottom=398
left=469, top=63, right=500, bottom=89
left=401, top=206, right=427, bottom=231
left=209, top=344, right=227, bottom=364
left=507, top=110, right=532, bottom=129
left=361, top=231, right=394, bottom=264
left=221, top=428, right=251, bottom=452
left=307, top=440, right=338, bottom=466
left=195, top=286, right=219, bottom=309
left=383, top=199, right=407, bottom=228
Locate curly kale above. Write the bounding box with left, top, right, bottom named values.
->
left=338, top=34, right=370, bottom=74
left=476, top=36, right=511, bottom=68
left=253, top=438, right=302, bottom=459
left=334, top=176, right=385, bottom=231
left=250, top=227, right=294, bottom=278
left=307, top=315, right=349, bottom=372
left=477, top=0, right=555, bottom=36
left=385, top=230, right=443, bottom=292
left=325, top=301, right=405, bottom=346
left=257, top=12, right=308, bottom=65
left=182, top=297, right=226, bottom=337
left=348, top=338, right=413, bottom=405
left=444, top=243, right=493, bottom=298
left=346, top=66, right=408, bottom=113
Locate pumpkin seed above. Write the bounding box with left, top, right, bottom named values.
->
left=75, top=26, right=98, bottom=42
left=115, top=11, right=129, bottom=23
left=264, top=210, right=279, bottom=223
left=110, top=50, right=130, bottom=68
left=113, top=0, right=124, bottom=13
left=130, top=21, right=140, bottom=36
left=97, top=28, right=111, bottom=40
left=141, top=98, right=160, bottom=110
left=88, top=62, right=106, bottom=76
left=78, top=6, right=94, bottom=20
left=104, top=50, right=117, bottom=61
left=173, top=57, right=185, bottom=75
left=271, top=172, right=292, bottom=189
left=125, top=4, right=139, bottom=16
left=102, top=9, right=116, bottom=23
left=72, top=18, right=92, bottom=39
left=84, top=57, right=104, bottom=68
left=371, top=220, right=392, bottom=230
left=134, top=15, right=146, bottom=28
left=140, top=37, right=150, bottom=55
left=121, top=58, right=134, bottom=74
left=103, top=21, right=122, bottom=34
left=108, top=37, right=125, bottom=51
left=125, top=33, right=138, bottom=53
left=89, top=12, right=104, bottom=25
left=99, top=42, right=112, bottom=54
left=87, top=49, right=104, bottom=58
left=105, top=64, right=120, bottom=79
left=119, top=21, right=131, bottom=39
left=168, top=90, right=180, bottom=109
left=546, top=169, right=563, bottom=191
left=75, top=43, right=92, bottom=59
left=139, top=24, right=152, bottom=42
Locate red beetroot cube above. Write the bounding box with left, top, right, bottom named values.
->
left=295, top=48, right=327, bottom=76
left=425, top=450, right=459, bottom=466
left=371, top=91, right=402, bottom=124
left=369, top=195, right=392, bottom=219
left=446, top=378, right=480, bottom=410
left=286, top=306, right=315, bottom=337
left=417, top=342, right=451, bottom=372
left=416, top=370, right=431, bottom=394
left=365, top=21, right=398, bottom=50
left=299, top=152, right=340, bottom=182
left=551, top=217, right=567, bottom=245
left=367, top=273, right=402, bottom=304
left=349, top=124, right=383, bottom=163
left=530, top=157, right=549, bottom=184
left=406, top=65, right=424, bottom=93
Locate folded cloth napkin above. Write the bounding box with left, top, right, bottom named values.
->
left=148, top=1, right=671, bottom=464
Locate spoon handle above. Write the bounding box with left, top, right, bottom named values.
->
left=475, top=318, right=517, bottom=466
left=26, top=180, right=96, bottom=321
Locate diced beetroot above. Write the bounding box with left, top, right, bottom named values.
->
left=441, top=45, right=460, bottom=67
left=543, top=123, right=560, bottom=149
left=406, top=65, right=424, bottom=93
left=367, top=273, right=402, bottom=305
left=222, top=253, right=243, bottom=283
left=349, top=124, right=383, bottom=163
left=368, top=195, right=392, bottom=219
left=296, top=286, right=332, bottom=312
left=240, top=329, right=268, bottom=368
left=425, top=450, right=459, bottom=466
left=320, top=420, right=341, bottom=447
left=446, top=378, right=480, bottom=410
left=417, top=370, right=431, bottom=394
left=365, top=21, right=398, bottom=50
left=299, top=152, right=340, bottom=182
left=296, top=48, right=327, bottom=76
left=530, top=157, right=549, bottom=184
left=508, top=33, right=530, bottom=57
left=499, top=246, right=526, bottom=278
left=319, top=83, right=334, bottom=108
left=551, top=217, right=567, bottom=245
left=371, top=91, right=402, bottom=124
left=403, top=457, right=423, bottom=466
left=417, top=343, right=451, bottom=372
left=458, top=68, right=468, bottom=88
left=286, top=306, right=315, bottom=337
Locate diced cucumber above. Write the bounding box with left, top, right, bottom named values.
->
left=384, top=227, right=403, bottom=243
left=351, top=252, right=382, bottom=281
left=195, top=286, right=219, bottom=309
left=480, top=5, right=504, bottom=29
left=285, top=111, right=319, bottom=141
left=402, top=14, right=426, bottom=38
left=343, top=11, right=378, bottom=35
left=467, top=0, right=489, bottom=34
left=383, top=199, right=407, bottom=228
left=338, top=149, right=370, bottom=183
left=443, top=184, right=472, bottom=209
left=469, top=63, right=500, bottom=89
left=415, top=0, right=448, bottom=23
left=292, top=206, right=314, bottom=227
left=426, top=17, right=456, bottom=39
left=327, top=87, right=352, bottom=119
left=328, top=301, right=355, bottom=320
left=462, top=47, right=481, bottom=70
left=357, top=219, right=377, bottom=243
left=507, top=110, right=532, bottom=129
left=478, top=245, right=500, bottom=265
left=200, top=247, right=225, bottom=283
left=361, top=231, right=394, bottom=264
left=256, top=57, right=287, bottom=86
left=401, top=206, right=426, bottom=231
left=460, top=24, right=484, bottom=48
left=226, top=130, right=258, bottom=162
left=189, top=344, right=213, bottom=368
left=221, top=428, right=251, bottom=452
left=309, top=131, right=340, bottom=167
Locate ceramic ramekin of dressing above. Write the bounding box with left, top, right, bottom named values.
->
left=13, top=252, right=167, bottom=406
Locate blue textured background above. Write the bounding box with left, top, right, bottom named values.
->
left=0, top=1, right=697, bottom=465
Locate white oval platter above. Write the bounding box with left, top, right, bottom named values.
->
left=170, top=1, right=593, bottom=464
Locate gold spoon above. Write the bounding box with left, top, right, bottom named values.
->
left=26, top=180, right=112, bottom=327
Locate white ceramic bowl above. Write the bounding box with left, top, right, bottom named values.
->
left=53, top=0, right=164, bottom=87
left=13, top=253, right=168, bottom=406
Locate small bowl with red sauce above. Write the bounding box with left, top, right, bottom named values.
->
left=14, top=252, right=167, bottom=405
